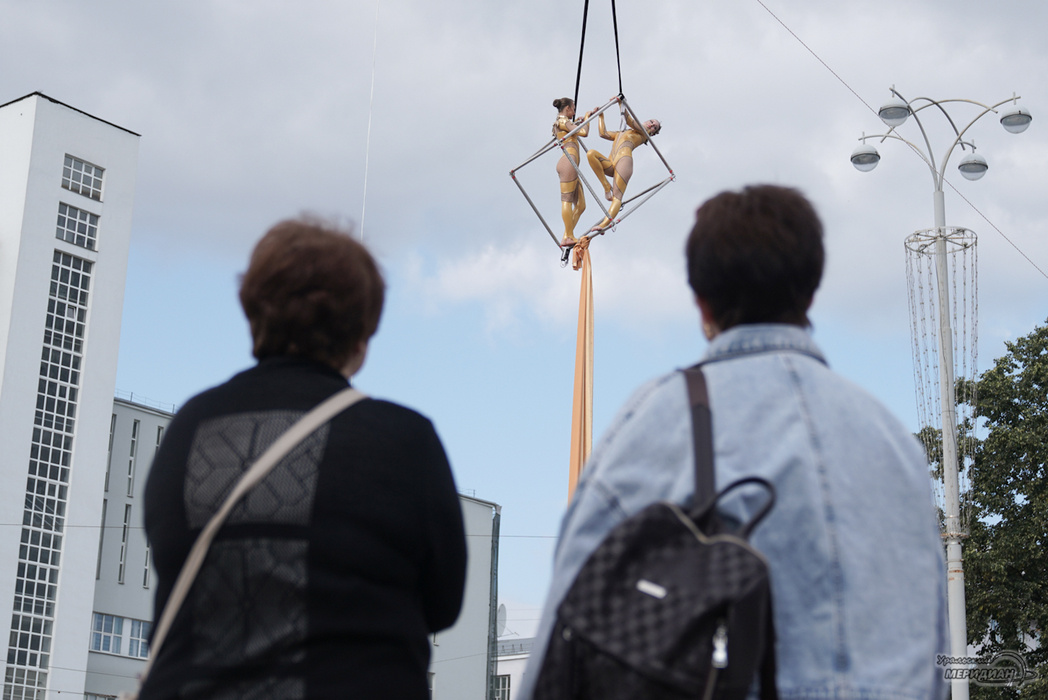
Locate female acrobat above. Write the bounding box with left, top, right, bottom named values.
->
left=552, top=98, right=593, bottom=247
left=586, top=109, right=661, bottom=232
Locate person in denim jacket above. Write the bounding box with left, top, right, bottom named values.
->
left=520, top=185, right=948, bottom=700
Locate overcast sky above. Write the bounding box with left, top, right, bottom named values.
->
left=3, top=0, right=1046, bottom=640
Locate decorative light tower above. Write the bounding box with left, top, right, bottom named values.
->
left=851, top=87, right=1031, bottom=700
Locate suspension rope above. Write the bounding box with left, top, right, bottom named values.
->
left=572, top=0, right=589, bottom=111
left=611, top=0, right=623, bottom=96
left=574, top=0, right=626, bottom=107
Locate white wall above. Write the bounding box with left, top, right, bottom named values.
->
left=430, top=495, right=500, bottom=700
left=495, top=639, right=534, bottom=700
left=92, top=401, right=166, bottom=617
left=0, top=95, right=41, bottom=687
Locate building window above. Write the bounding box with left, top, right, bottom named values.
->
left=154, top=425, right=165, bottom=457
left=3, top=667, right=47, bottom=700
left=62, top=155, right=104, bottom=201
left=55, top=202, right=98, bottom=251
left=142, top=546, right=151, bottom=589
left=126, top=419, right=139, bottom=496
left=427, top=672, right=434, bottom=698
left=95, top=499, right=107, bottom=581
left=90, top=613, right=122, bottom=654
left=494, top=674, right=511, bottom=700
left=117, top=505, right=131, bottom=584
left=88, top=614, right=151, bottom=660
left=128, top=620, right=150, bottom=659
left=6, top=612, right=53, bottom=672
left=6, top=252, right=91, bottom=696
left=105, top=414, right=116, bottom=492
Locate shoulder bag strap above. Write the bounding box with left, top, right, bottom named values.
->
left=681, top=365, right=715, bottom=508
left=139, top=386, right=367, bottom=687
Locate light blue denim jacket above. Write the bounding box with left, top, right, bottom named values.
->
left=519, top=325, right=948, bottom=700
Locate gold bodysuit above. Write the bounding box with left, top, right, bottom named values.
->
left=586, top=111, right=649, bottom=230
left=554, top=113, right=590, bottom=244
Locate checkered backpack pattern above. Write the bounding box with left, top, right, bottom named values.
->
left=532, top=367, right=778, bottom=700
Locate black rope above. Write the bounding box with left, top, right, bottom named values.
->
left=573, top=0, right=589, bottom=112
left=611, top=0, right=623, bottom=96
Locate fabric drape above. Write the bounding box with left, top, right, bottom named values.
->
left=568, top=239, right=594, bottom=499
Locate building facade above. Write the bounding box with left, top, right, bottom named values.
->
left=429, top=496, right=501, bottom=700
left=83, top=398, right=171, bottom=699
left=495, top=637, right=535, bottom=700
left=0, top=93, right=139, bottom=700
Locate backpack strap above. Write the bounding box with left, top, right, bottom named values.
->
left=682, top=365, right=780, bottom=700
left=681, top=365, right=715, bottom=510
left=760, top=600, right=779, bottom=700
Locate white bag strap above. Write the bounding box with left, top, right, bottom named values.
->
left=137, top=386, right=367, bottom=689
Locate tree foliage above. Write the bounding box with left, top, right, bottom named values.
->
left=964, top=318, right=1048, bottom=698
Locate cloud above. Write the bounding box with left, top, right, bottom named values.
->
left=405, top=241, right=578, bottom=337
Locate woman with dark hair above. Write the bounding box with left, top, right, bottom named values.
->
left=585, top=109, right=661, bottom=232
left=552, top=97, right=593, bottom=247
left=141, top=219, right=467, bottom=700
left=520, top=186, right=948, bottom=700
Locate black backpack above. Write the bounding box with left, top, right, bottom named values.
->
left=532, top=367, right=778, bottom=700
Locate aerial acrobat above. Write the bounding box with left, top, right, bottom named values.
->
left=552, top=97, right=594, bottom=248
left=586, top=109, right=661, bottom=232
left=509, top=95, right=673, bottom=258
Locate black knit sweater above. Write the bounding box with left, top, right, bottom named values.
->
left=141, top=357, right=467, bottom=699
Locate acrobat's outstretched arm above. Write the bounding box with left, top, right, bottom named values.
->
left=623, top=109, right=646, bottom=139
left=576, top=111, right=593, bottom=138
left=597, top=112, right=616, bottom=141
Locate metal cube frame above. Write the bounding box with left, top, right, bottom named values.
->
left=509, top=95, right=675, bottom=252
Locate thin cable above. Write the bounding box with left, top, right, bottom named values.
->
left=573, top=0, right=589, bottom=111
left=754, top=0, right=1048, bottom=282
left=611, top=0, right=623, bottom=96
left=753, top=0, right=875, bottom=117
left=360, top=3, right=379, bottom=242
left=946, top=180, right=1048, bottom=280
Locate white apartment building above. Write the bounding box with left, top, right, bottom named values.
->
left=0, top=93, right=140, bottom=700
left=84, top=398, right=170, bottom=699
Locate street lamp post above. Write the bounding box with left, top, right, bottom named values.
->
left=851, top=87, right=1031, bottom=700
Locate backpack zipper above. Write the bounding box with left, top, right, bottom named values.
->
left=712, top=622, right=728, bottom=668
left=702, top=621, right=728, bottom=700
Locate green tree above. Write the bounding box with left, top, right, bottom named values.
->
left=964, top=318, right=1048, bottom=698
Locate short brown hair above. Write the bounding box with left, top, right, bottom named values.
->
left=686, top=185, right=824, bottom=330
left=239, top=218, right=385, bottom=367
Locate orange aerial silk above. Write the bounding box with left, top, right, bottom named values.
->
left=568, top=237, right=594, bottom=500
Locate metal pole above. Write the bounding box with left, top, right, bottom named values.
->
left=933, top=188, right=969, bottom=700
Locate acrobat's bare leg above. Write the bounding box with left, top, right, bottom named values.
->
left=572, top=182, right=587, bottom=228
left=587, top=150, right=614, bottom=201
left=590, top=174, right=628, bottom=233
left=560, top=180, right=584, bottom=246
